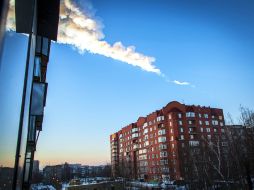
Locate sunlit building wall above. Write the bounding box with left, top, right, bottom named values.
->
left=110, top=101, right=225, bottom=181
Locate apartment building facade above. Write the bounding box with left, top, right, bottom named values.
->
left=110, top=101, right=225, bottom=181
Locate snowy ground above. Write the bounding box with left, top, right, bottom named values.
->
left=31, top=184, right=56, bottom=190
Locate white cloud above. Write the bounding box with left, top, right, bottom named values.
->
left=6, top=0, right=160, bottom=74
left=173, top=80, right=190, bottom=86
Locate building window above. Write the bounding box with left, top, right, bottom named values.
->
left=180, top=135, right=184, bottom=140
left=212, top=120, right=218, bottom=125
left=132, top=133, right=138, bottom=138
left=160, top=159, right=168, bottom=165
left=168, top=114, right=172, bottom=119
left=159, top=123, right=165, bottom=128
left=206, top=128, right=211, bottom=132
left=204, top=114, right=209, bottom=118
left=179, top=127, right=184, bottom=133
left=205, top=121, right=209, bottom=125
left=158, top=129, right=166, bottom=135
left=189, top=140, right=199, bottom=146
left=178, top=113, right=182, bottom=118
left=220, top=122, right=224, bottom=127
left=158, top=136, right=167, bottom=142
left=159, top=144, right=167, bottom=150
left=199, top=113, right=202, bottom=118
left=186, top=112, right=195, bottom=117
left=144, top=128, right=148, bottom=134
left=190, top=135, right=194, bottom=139
left=219, top=116, right=223, bottom=120
left=157, top=116, right=164, bottom=122
left=179, top=120, right=183, bottom=125
left=199, top=120, right=202, bottom=125
left=160, top=151, right=168, bottom=158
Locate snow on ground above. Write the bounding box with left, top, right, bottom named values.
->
left=31, top=184, right=56, bottom=190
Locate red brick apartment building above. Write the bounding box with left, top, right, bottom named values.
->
left=110, top=101, right=225, bottom=181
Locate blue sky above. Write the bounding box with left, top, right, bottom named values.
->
left=1, top=0, right=254, bottom=167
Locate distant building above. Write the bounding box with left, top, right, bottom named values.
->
left=110, top=101, right=226, bottom=181
left=42, top=163, right=111, bottom=183
left=0, top=167, right=13, bottom=190
left=69, top=164, right=81, bottom=179
left=43, top=165, right=63, bottom=183
left=80, top=165, right=89, bottom=177
left=62, top=163, right=71, bottom=182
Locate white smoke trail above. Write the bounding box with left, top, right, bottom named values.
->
left=7, top=0, right=160, bottom=74
left=7, top=0, right=195, bottom=86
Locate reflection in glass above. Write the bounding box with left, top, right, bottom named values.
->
left=0, top=31, right=29, bottom=190
left=28, top=116, right=36, bottom=143
left=31, top=82, right=47, bottom=116
left=33, top=57, right=41, bottom=81
left=42, top=37, right=49, bottom=56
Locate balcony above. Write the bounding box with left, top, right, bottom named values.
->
left=132, top=133, right=138, bottom=139
left=156, top=116, right=164, bottom=124
left=186, top=112, right=195, bottom=118
left=132, top=128, right=138, bottom=133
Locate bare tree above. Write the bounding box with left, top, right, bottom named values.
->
left=224, top=107, right=254, bottom=189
